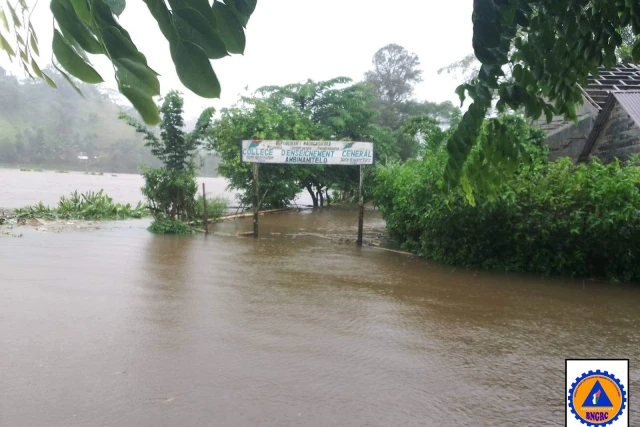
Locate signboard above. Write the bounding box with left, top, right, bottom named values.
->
left=241, top=140, right=374, bottom=165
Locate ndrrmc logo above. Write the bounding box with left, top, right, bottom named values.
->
left=566, top=359, right=629, bottom=427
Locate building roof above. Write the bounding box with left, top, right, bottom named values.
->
left=531, top=65, right=640, bottom=139
left=578, top=91, right=640, bottom=161
left=611, top=91, right=640, bottom=129
left=582, top=65, right=640, bottom=110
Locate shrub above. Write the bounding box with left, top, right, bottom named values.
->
left=123, top=91, right=214, bottom=227
left=148, top=219, right=194, bottom=234
left=15, top=190, right=147, bottom=220
left=141, top=168, right=198, bottom=220
left=373, top=127, right=640, bottom=282
left=195, top=195, right=229, bottom=222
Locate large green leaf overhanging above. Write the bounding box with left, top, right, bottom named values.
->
left=52, top=29, right=104, bottom=83
left=445, top=0, right=640, bottom=194
left=2, top=0, right=258, bottom=125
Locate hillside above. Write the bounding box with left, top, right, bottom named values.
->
left=0, top=67, right=219, bottom=175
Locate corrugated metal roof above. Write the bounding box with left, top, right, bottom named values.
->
left=582, top=65, right=640, bottom=110
left=612, top=91, right=640, bottom=129
left=579, top=91, right=640, bottom=161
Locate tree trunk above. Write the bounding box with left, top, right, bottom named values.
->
left=318, top=188, right=324, bottom=207
left=306, top=184, right=318, bottom=207
left=325, top=188, right=331, bottom=206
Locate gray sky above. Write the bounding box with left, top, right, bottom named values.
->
left=14, top=0, right=474, bottom=119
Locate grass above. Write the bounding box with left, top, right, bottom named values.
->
left=15, top=190, right=148, bottom=220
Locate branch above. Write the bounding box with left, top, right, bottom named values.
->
left=118, top=112, right=160, bottom=146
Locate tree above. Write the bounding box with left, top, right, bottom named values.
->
left=207, top=78, right=397, bottom=208
left=438, top=54, right=480, bottom=86
left=446, top=0, right=640, bottom=197
left=364, top=44, right=457, bottom=133
left=365, top=44, right=423, bottom=105
left=121, top=90, right=214, bottom=220
left=618, top=26, right=638, bottom=63
left=400, top=112, right=461, bottom=157
left=0, top=0, right=257, bottom=124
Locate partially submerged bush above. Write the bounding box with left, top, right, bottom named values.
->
left=373, top=123, right=640, bottom=282
left=141, top=168, right=198, bottom=221
left=15, top=190, right=147, bottom=220
left=148, top=219, right=194, bottom=234
left=195, top=195, right=229, bottom=222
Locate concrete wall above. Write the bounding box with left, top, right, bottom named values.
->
left=534, top=98, right=599, bottom=162
left=545, top=115, right=596, bottom=161
left=589, top=102, right=640, bottom=163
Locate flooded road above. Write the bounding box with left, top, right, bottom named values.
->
left=2, top=181, right=640, bottom=426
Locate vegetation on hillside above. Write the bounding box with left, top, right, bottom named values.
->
left=0, top=67, right=220, bottom=174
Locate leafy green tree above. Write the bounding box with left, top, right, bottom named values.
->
left=446, top=0, right=640, bottom=195
left=400, top=115, right=456, bottom=158
left=0, top=0, right=257, bottom=124
left=375, top=115, right=640, bottom=281
left=618, top=26, right=638, bottom=63
left=365, top=44, right=423, bottom=106
left=207, top=78, right=396, bottom=208
left=362, top=43, right=458, bottom=161
left=121, top=90, right=214, bottom=220
left=364, top=44, right=457, bottom=131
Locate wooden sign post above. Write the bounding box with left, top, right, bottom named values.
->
left=202, top=183, right=209, bottom=234
left=252, top=163, right=259, bottom=238
left=240, top=140, right=374, bottom=243
left=357, top=165, right=365, bottom=247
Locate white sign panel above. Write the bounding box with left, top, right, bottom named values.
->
left=241, top=140, right=374, bottom=165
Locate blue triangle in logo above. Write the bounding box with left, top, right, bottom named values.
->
left=582, top=380, right=614, bottom=407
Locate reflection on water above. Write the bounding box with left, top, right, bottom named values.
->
left=1, top=212, right=640, bottom=426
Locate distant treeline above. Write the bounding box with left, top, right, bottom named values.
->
left=0, top=67, right=220, bottom=176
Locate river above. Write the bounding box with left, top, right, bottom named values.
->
left=1, top=169, right=640, bottom=426
left=0, top=169, right=314, bottom=209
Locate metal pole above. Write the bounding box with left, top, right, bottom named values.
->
left=202, top=183, right=209, bottom=234
left=357, top=164, right=364, bottom=247
left=253, top=163, right=259, bottom=238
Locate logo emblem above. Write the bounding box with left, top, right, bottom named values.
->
left=568, top=370, right=626, bottom=426
left=248, top=141, right=261, bottom=149
left=343, top=142, right=355, bottom=149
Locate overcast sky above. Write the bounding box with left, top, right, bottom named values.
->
left=13, top=0, right=474, bottom=119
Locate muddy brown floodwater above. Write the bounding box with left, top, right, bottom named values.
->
left=0, top=169, right=237, bottom=208
left=2, top=177, right=640, bottom=426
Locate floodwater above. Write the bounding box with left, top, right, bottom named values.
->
left=0, top=169, right=236, bottom=209
left=2, top=172, right=640, bottom=426
left=0, top=168, right=313, bottom=209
